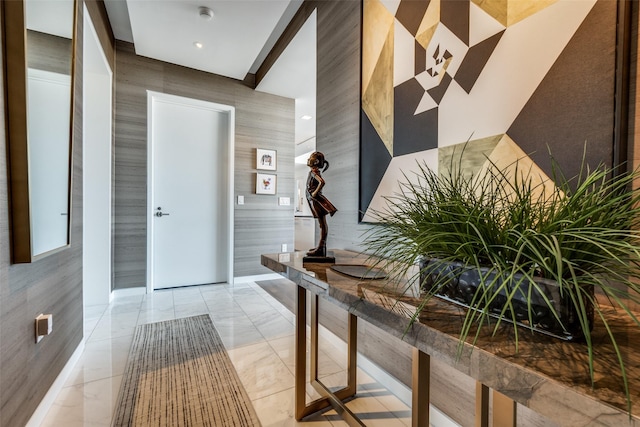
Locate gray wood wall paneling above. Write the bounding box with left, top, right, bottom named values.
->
left=113, top=42, right=295, bottom=288
left=0, top=2, right=84, bottom=425
left=85, top=0, right=115, bottom=69
left=27, top=31, right=72, bottom=74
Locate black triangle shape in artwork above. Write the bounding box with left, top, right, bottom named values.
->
left=395, top=0, right=430, bottom=36
left=359, top=109, right=392, bottom=221
left=507, top=1, right=616, bottom=186
left=441, top=0, right=470, bottom=46
left=393, top=78, right=439, bottom=157
left=427, top=72, right=452, bottom=104
left=455, top=30, right=504, bottom=94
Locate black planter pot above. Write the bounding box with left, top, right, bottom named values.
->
left=419, top=258, right=594, bottom=341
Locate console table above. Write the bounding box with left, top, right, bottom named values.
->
left=261, top=250, right=640, bottom=427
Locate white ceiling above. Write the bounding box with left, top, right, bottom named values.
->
left=103, top=0, right=316, bottom=145
left=255, top=9, right=316, bottom=146
left=27, top=0, right=75, bottom=38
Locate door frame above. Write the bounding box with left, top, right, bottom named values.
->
left=145, top=91, right=235, bottom=293
left=83, top=3, right=113, bottom=306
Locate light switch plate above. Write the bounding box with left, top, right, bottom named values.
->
left=237, top=195, right=244, bottom=205
left=279, top=197, right=290, bottom=206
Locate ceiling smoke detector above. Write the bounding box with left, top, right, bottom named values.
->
left=198, top=6, right=214, bottom=21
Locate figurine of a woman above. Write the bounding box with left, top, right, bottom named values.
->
left=305, top=152, right=337, bottom=257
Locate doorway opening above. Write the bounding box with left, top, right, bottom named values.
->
left=255, top=9, right=317, bottom=252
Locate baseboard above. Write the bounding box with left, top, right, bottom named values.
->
left=26, top=339, right=86, bottom=427
left=234, top=273, right=282, bottom=284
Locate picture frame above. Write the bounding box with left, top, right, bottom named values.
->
left=358, top=0, right=627, bottom=223
left=256, top=173, right=276, bottom=195
left=256, top=148, right=277, bottom=170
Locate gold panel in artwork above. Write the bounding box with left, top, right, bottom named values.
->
left=438, top=135, right=503, bottom=180
left=507, top=0, right=558, bottom=26
left=363, top=0, right=395, bottom=94
left=477, top=134, right=559, bottom=203
left=472, top=0, right=557, bottom=27
left=362, top=26, right=395, bottom=155
left=416, top=0, right=441, bottom=49
left=472, top=0, right=508, bottom=26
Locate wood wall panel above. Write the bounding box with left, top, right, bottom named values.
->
left=84, top=0, right=115, bottom=69
left=0, top=2, right=85, bottom=425
left=631, top=2, right=639, bottom=169
left=315, top=1, right=368, bottom=252
left=113, top=42, right=295, bottom=288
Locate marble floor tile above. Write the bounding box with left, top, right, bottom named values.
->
left=106, top=295, right=144, bottom=315
left=238, top=295, right=278, bottom=317
left=172, top=286, right=206, bottom=304
left=140, top=290, right=174, bottom=310
left=84, top=304, right=108, bottom=321
left=83, top=316, right=101, bottom=338
left=252, top=387, right=335, bottom=427
left=213, top=314, right=266, bottom=349
left=65, top=335, right=133, bottom=386
left=345, top=395, right=408, bottom=427
left=201, top=287, right=233, bottom=301
left=86, top=311, right=139, bottom=342
left=41, top=375, right=123, bottom=427
left=41, top=281, right=420, bottom=427
left=252, top=309, right=295, bottom=340
left=227, top=340, right=296, bottom=401
left=197, top=283, right=228, bottom=292
left=136, top=306, right=176, bottom=325
left=268, top=334, right=344, bottom=381
left=227, top=281, right=257, bottom=292
left=174, top=299, right=210, bottom=317
left=208, top=301, right=248, bottom=321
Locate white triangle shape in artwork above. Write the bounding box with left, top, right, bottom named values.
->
left=361, top=149, right=439, bottom=223
left=380, top=0, right=401, bottom=16
left=469, top=2, right=506, bottom=47
left=394, top=19, right=416, bottom=87
left=414, top=91, right=438, bottom=115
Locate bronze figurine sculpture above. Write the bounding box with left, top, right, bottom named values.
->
left=305, top=151, right=337, bottom=258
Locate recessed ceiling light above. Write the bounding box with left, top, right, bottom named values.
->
left=300, top=115, right=313, bottom=120
left=193, top=41, right=203, bottom=49
left=199, top=6, right=214, bottom=21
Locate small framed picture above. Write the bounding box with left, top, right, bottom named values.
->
left=256, top=173, right=276, bottom=195
left=257, top=148, right=277, bottom=170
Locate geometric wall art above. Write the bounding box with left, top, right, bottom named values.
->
left=359, top=0, right=623, bottom=222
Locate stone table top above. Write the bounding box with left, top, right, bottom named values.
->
left=261, top=249, right=640, bottom=427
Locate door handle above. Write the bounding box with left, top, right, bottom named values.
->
left=155, top=207, right=170, bottom=217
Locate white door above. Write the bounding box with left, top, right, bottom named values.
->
left=149, top=95, right=229, bottom=289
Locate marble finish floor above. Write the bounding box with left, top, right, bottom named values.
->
left=40, top=281, right=418, bottom=426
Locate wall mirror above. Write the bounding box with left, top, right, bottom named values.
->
left=2, top=0, right=77, bottom=262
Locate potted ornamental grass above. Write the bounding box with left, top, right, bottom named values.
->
left=362, top=149, right=640, bottom=410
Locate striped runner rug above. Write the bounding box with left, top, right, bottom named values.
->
left=112, top=315, right=261, bottom=426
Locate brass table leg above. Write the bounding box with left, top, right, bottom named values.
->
left=493, top=390, right=517, bottom=427
left=412, top=348, right=430, bottom=427
left=294, top=285, right=363, bottom=425
left=294, top=285, right=309, bottom=420
left=475, top=383, right=517, bottom=427
left=475, top=382, right=489, bottom=427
